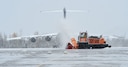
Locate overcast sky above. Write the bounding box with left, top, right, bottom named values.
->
left=0, top=0, right=128, bottom=38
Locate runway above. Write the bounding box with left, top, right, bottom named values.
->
left=0, top=47, right=128, bottom=67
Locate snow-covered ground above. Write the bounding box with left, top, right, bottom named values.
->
left=0, top=47, right=128, bottom=67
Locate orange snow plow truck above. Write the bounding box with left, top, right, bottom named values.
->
left=66, top=32, right=111, bottom=49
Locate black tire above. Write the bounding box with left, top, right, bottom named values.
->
left=108, top=45, right=111, bottom=48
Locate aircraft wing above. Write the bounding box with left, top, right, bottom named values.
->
left=40, top=10, right=62, bottom=13
left=40, top=10, right=86, bottom=13
left=6, top=33, right=60, bottom=48
left=67, top=10, right=87, bottom=12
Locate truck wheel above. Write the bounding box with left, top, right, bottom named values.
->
left=108, top=45, right=111, bottom=48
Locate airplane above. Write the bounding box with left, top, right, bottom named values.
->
left=40, top=8, right=86, bottom=19
left=63, top=8, right=66, bottom=19
left=6, top=33, right=60, bottom=48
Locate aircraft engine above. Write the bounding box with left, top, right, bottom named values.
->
left=30, top=37, right=36, bottom=42
left=45, top=36, right=52, bottom=41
